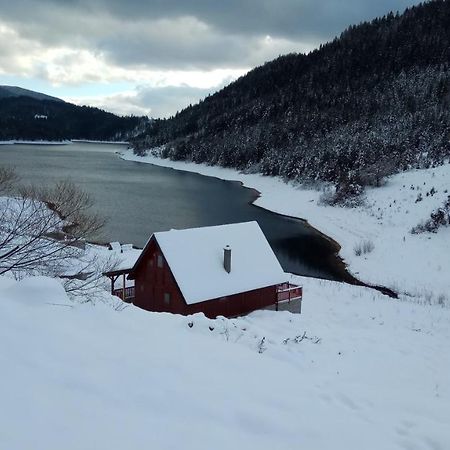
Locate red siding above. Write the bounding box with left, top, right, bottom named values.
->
left=185, top=285, right=277, bottom=318
left=132, top=237, right=278, bottom=318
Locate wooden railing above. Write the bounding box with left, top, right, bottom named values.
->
left=113, top=286, right=135, bottom=302
left=277, top=283, right=302, bottom=303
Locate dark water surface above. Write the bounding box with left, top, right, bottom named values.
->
left=0, top=142, right=346, bottom=280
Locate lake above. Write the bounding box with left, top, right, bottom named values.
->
left=0, top=142, right=348, bottom=281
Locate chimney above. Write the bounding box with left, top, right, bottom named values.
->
left=223, top=245, right=232, bottom=273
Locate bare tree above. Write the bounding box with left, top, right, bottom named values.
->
left=0, top=166, right=18, bottom=194
left=0, top=175, right=114, bottom=301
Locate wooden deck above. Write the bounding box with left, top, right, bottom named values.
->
left=275, top=283, right=303, bottom=313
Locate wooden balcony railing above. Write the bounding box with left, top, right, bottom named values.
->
left=113, top=286, right=135, bottom=302
left=277, top=283, right=302, bottom=303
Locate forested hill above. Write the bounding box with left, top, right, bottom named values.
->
left=0, top=85, right=64, bottom=102
left=0, top=92, right=147, bottom=142
left=133, top=0, right=450, bottom=200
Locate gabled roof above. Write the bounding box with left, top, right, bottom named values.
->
left=131, top=221, right=287, bottom=305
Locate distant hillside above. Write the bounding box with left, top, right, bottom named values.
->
left=0, top=87, right=147, bottom=142
left=133, top=0, right=450, bottom=202
left=0, top=85, right=64, bottom=103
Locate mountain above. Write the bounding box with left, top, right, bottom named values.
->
left=0, top=87, right=147, bottom=142
left=0, top=85, right=64, bottom=103
left=133, top=0, right=450, bottom=203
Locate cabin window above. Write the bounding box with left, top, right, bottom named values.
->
left=164, top=292, right=171, bottom=305
left=157, top=254, right=164, bottom=268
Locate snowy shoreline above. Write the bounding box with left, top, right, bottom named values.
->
left=71, top=139, right=129, bottom=145
left=119, top=149, right=450, bottom=302
left=0, top=140, right=72, bottom=145
left=0, top=139, right=129, bottom=145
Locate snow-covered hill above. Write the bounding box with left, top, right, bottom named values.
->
left=0, top=274, right=448, bottom=450
left=0, top=85, right=64, bottom=102
left=120, top=150, right=450, bottom=302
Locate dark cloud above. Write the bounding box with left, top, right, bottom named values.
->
left=0, top=0, right=422, bottom=70
left=0, top=0, right=423, bottom=116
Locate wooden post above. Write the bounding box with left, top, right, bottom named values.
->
left=276, top=286, right=279, bottom=311
left=122, top=273, right=126, bottom=301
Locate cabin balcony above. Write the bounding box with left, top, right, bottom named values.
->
left=275, top=282, right=303, bottom=313
left=103, top=268, right=135, bottom=303
left=112, top=286, right=135, bottom=303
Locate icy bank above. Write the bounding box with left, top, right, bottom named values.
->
left=0, top=140, right=72, bottom=145
left=71, top=139, right=129, bottom=145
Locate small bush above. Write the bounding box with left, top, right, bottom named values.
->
left=437, top=294, right=447, bottom=307
left=354, top=240, right=375, bottom=256
left=411, top=196, right=450, bottom=234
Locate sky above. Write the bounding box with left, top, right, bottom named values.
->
left=0, top=0, right=422, bottom=118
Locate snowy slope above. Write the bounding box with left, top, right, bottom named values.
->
left=0, top=85, right=64, bottom=102
left=0, top=274, right=449, bottom=450
left=120, top=150, right=450, bottom=301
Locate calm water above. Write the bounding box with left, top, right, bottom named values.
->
left=0, top=142, right=345, bottom=280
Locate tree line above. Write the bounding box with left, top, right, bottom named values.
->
left=0, top=96, right=148, bottom=141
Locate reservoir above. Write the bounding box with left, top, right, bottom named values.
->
left=0, top=142, right=346, bottom=281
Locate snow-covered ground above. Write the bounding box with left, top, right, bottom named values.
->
left=0, top=274, right=448, bottom=450
left=1, top=149, right=448, bottom=448
left=120, top=150, right=450, bottom=302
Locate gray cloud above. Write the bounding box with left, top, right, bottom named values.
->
left=71, top=84, right=224, bottom=118
left=0, top=0, right=423, bottom=116
left=7, top=0, right=418, bottom=39
left=0, top=0, right=422, bottom=71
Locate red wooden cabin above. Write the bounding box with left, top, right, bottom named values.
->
left=121, top=221, right=300, bottom=318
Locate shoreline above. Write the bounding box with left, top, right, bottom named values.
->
left=71, top=139, right=129, bottom=145
left=0, top=140, right=72, bottom=145
left=118, top=150, right=400, bottom=298
left=118, top=149, right=450, bottom=302
left=0, top=139, right=129, bottom=146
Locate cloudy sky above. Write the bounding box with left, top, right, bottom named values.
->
left=0, top=0, right=421, bottom=118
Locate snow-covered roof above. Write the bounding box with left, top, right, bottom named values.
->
left=149, top=221, right=287, bottom=305
left=109, top=242, right=121, bottom=252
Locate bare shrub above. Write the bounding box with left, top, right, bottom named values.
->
left=0, top=178, right=110, bottom=301
left=437, top=293, right=447, bottom=307
left=319, top=181, right=365, bottom=207
left=354, top=239, right=375, bottom=256
left=0, top=166, right=18, bottom=194
left=19, top=180, right=105, bottom=240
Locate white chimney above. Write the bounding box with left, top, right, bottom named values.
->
left=223, top=245, right=232, bottom=273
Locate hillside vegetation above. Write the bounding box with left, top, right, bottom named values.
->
left=133, top=1, right=450, bottom=201
left=0, top=94, right=147, bottom=142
